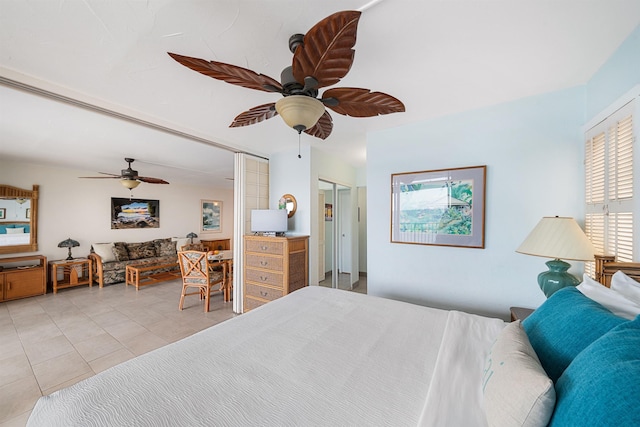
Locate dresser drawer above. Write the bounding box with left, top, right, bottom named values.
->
left=245, top=283, right=283, bottom=301
left=245, top=254, right=284, bottom=272
left=245, top=268, right=284, bottom=288
left=244, top=296, right=267, bottom=312
left=245, top=239, right=284, bottom=256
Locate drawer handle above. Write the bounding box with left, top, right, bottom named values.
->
left=260, top=276, right=268, bottom=281
left=260, top=261, right=268, bottom=266
left=260, top=291, right=268, bottom=297
left=260, top=245, right=268, bottom=250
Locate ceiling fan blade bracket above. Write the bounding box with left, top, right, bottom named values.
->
left=320, top=97, right=339, bottom=107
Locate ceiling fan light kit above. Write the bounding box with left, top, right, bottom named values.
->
left=275, top=95, right=325, bottom=133
left=120, top=179, right=140, bottom=189
left=168, top=10, right=404, bottom=141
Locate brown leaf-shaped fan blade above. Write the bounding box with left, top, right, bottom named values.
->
left=304, top=111, right=333, bottom=140
left=78, top=175, right=121, bottom=179
left=292, top=11, right=360, bottom=89
left=230, top=103, right=278, bottom=128
left=324, top=87, right=405, bottom=117
left=168, top=53, right=282, bottom=93
left=137, top=177, right=169, bottom=184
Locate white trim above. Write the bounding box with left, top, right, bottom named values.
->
left=583, top=84, right=640, bottom=132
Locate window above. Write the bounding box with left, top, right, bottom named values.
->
left=585, top=101, right=634, bottom=274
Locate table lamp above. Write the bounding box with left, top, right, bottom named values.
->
left=186, top=232, right=198, bottom=244
left=58, top=238, right=80, bottom=261
left=516, top=216, right=596, bottom=298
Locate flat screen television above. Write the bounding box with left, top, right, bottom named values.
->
left=250, top=209, right=288, bottom=235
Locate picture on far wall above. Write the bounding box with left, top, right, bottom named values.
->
left=391, top=165, right=486, bottom=248
left=325, top=204, right=333, bottom=221
left=201, top=200, right=222, bottom=233
left=0, top=208, right=5, bottom=220
left=111, top=198, right=160, bottom=230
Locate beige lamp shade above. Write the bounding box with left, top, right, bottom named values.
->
left=121, top=179, right=140, bottom=189
left=516, top=216, right=596, bottom=261
left=275, top=95, right=325, bottom=132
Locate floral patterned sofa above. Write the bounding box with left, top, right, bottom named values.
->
left=88, top=238, right=181, bottom=287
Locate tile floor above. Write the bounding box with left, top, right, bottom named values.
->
left=0, top=279, right=236, bottom=426
left=319, top=272, right=367, bottom=294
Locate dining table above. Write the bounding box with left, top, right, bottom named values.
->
left=208, top=250, right=233, bottom=302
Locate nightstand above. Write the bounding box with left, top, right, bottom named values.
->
left=510, top=306, right=535, bottom=322
left=49, top=258, right=92, bottom=293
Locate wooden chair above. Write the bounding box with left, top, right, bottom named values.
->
left=177, top=250, right=224, bottom=312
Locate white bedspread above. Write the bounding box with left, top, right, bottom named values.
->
left=0, top=232, right=30, bottom=245
left=28, top=286, right=504, bottom=426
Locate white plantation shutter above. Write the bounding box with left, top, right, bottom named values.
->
left=585, top=101, right=634, bottom=275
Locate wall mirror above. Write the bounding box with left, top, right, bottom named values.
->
left=280, top=194, right=297, bottom=218
left=0, top=184, right=39, bottom=254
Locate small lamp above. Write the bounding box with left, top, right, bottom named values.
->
left=516, top=216, right=596, bottom=298
left=58, top=238, right=80, bottom=261
left=186, top=232, right=198, bottom=244
left=275, top=95, right=325, bottom=134
left=120, top=179, right=140, bottom=189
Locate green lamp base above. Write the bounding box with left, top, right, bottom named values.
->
left=537, top=259, right=580, bottom=298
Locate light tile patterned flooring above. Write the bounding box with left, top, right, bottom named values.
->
left=0, top=279, right=236, bottom=426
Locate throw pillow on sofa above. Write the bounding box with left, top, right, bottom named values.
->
left=92, top=243, right=116, bottom=262
left=113, top=242, right=129, bottom=261
left=127, top=241, right=156, bottom=260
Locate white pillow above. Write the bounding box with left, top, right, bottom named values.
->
left=611, top=270, right=640, bottom=306
left=6, top=227, right=24, bottom=234
left=577, top=274, right=640, bottom=320
left=482, top=320, right=556, bottom=427
left=92, top=242, right=116, bottom=262
left=172, top=237, right=189, bottom=251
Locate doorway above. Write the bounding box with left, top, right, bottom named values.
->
left=318, top=179, right=364, bottom=292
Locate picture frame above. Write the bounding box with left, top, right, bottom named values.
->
left=111, top=198, right=160, bottom=230
left=325, top=203, right=333, bottom=221
left=0, top=208, right=5, bottom=219
left=391, top=165, right=486, bottom=248
left=26, top=208, right=30, bottom=219
left=201, top=200, right=222, bottom=232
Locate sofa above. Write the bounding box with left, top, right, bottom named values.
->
left=88, top=238, right=184, bottom=287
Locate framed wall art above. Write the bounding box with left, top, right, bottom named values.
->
left=111, top=198, right=160, bottom=230
left=201, top=200, right=222, bottom=232
left=0, top=208, right=5, bottom=220
left=391, top=165, right=486, bottom=248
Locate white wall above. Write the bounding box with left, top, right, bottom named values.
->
left=0, top=160, right=233, bottom=262
left=367, top=87, right=586, bottom=319
left=269, top=144, right=359, bottom=285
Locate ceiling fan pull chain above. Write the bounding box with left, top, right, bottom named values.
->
left=298, top=133, right=302, bottom=159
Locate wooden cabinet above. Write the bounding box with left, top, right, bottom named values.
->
left=0, top=255, right=47, bottom=302
left=200, top=238, right=231, bottom=252
left=49, top=258, right=93, bottom=293
left=243, top=235, right=308, bottom=312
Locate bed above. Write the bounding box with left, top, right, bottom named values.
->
left=27, top=259, right=640, bottom=427
left=0, top=221, right=30, bottom=245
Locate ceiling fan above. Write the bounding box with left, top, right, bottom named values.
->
left=168, top=10, right=405, bottom=140
left=80, top=158, right=169, bottom=189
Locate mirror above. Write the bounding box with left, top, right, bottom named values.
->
left=0, top=184, right=39, bottom=254
left=280, top=194, right=297, bottom=218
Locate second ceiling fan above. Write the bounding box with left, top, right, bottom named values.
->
left=168, top=10, right=405, bottom=140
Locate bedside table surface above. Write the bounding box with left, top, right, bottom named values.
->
left=510, top=306, right=535, bottom=322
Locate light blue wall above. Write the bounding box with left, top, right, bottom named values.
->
left=586, top=25, right=640, bottom=120
left=367, top=87, right=585, bottom=319
left=366, top=26, right=640, bottom=319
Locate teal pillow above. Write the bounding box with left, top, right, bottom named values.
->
left=522, top=287, right=626, bottom=382
left=549, top=316, right=640, bottom=426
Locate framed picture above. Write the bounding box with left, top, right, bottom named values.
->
left=391, top=165, right=486, bottom=248
left=325, top=203, right=333, bottom=221
left=0, top=208, right=5, bottom=219
left=26, top=208, right=30, bottom=219
left=201, top=200, right=222, bottom=232
left=111, top=198, right=160, bottom=230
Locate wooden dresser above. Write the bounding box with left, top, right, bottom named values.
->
left=0, top=255, right=47, bottom=302
left=243, top=235, right=308, bottom=312
left=200, top=238, right=231, bottom=252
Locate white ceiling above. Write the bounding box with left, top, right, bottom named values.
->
left=1, top=1, right=639, bottom=188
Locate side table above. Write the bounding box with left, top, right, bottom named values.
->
left=49, top=258, right=93, bottom=294
left=510, top=306, right=535, bottom=322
